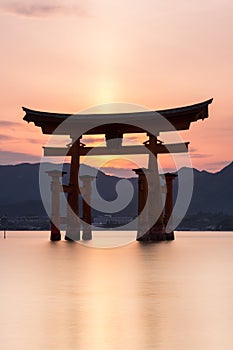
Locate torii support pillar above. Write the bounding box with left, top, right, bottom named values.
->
left=46, top=170, right=65, bottom=241
left=133, top=167, right=167, bottom=242
left=133, top=168, right=152, bottom=240
left=164, top=173, right=177, bottom=240
left=65, top=138, right=81, bottom=241
left=80, top=175, right=94, bottom=240
left=146, top=134, right=166, bottom=241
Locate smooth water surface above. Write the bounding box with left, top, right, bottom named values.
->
left=0, top=231, right=233, bottom=350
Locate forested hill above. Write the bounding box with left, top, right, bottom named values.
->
left=0, top=161, right=232, bottom=217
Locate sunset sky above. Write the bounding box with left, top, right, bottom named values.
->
left=0, top=0, right=232, bottom=176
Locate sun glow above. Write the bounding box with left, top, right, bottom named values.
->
left=93, top=79, right=117, bottom=104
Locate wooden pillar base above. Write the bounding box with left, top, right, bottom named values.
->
left=82, top=230, right=92, bottom=240
left=136, top=232, right=151, bottom=242
left=165, top=231, right=175, bottom=240
left=50, top=223, right=61, bottom=241
left=149, top=223, right=166, bottom=241
left=137, top=224, right=175, bottom=242
left=65, top=227, right=80, bottom=241
left=51, top=233, right=61, bottom=241
left=64, top=235, right=80, bottom=241
left=65, top=235, right=74, bottom=241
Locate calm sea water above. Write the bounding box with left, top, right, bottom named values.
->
left=0, top=231, right=233, bottom=350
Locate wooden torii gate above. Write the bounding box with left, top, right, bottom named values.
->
left=23, top=99, right=213, bottom=241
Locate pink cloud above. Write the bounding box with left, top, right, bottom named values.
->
left=0, top=1, right=89, bottom=18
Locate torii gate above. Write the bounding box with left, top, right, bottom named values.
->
left=23, top=99, right=213, bottom=242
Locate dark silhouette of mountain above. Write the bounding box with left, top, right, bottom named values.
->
left=0, top=163, right=138, bottom=217
left=0, top=162, right=232, bottom=218
left=174, top=161, right=233, bottom=215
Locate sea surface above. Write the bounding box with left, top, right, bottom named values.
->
left=0, top=231, right=233, bottom=350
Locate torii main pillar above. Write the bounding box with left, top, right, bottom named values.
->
left=147, top=134, right=166, bottom=241
left=133, top=135, right=174, bottom=241
left=65, top=138, right=81, bottom=241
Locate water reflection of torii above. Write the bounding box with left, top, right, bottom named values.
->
left=23, top=99, right=213, bottom=242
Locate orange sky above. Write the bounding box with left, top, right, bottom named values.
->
left=0, top=0, right=232, bottom=176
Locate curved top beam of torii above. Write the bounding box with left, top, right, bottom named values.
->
left=22, top=98, right=213, bottom=136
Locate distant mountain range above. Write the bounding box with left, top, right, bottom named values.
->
left=0, top=162, right=232, bottom=218
left=174, top=162, right=233, bottom=215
